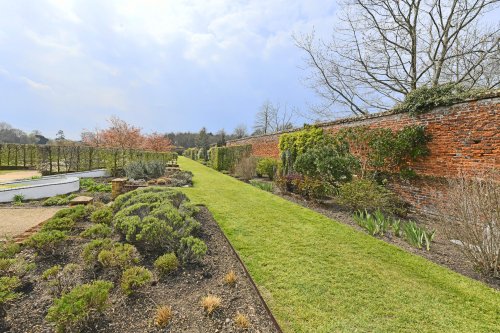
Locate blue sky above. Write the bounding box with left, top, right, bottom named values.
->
left=0, top=0, right=339, bottom=139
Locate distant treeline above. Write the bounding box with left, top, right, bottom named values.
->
left=0, top=122, right=50, bottom=145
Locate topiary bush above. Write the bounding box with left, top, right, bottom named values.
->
left=178, top=236, right=207, bottom=264
left=26, top=230, right=68, bottom=255
left=154, top=252, right=179, bottom=277
left=46, top=280, right=113, bottom=333
left=80, top=224, right=112, bottom=239
left=336, top=179, right=402, bottom=214
left=120, top=266, right=152, bottom=296
left=90, top=206, right=113, bottom=225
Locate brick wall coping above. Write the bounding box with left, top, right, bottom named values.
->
left=227, top=90, right=500, bottom=144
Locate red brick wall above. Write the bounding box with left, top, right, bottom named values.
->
left=227, top=94, right=500, bottom=214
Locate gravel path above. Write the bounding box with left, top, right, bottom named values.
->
left=0, top=207, right=61, bottom=240
left=0, top=170, right=41, bottom=182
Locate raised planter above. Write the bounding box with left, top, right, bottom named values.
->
left=0, top=176, right=79, bottom=203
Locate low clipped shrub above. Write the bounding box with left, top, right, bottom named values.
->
left=42, top=217, right=75, bottom=232
left=90, top=206, right=113, bottom=225
left=43, top=194, right=78, bottom=206
left=26, top=230, right=67, bottom=255
left=154, top=252, right=179, bottom=277
left=256, top=158, right=278, bottom=180
left=80, top=224, right=112, bottom=239
left=120, top=266, right=152, bottom=296
left=336, top=179, right=402, bottom=214
left=53, top=205, right=86, bottom=222
left=46, top=280, right=113, bottom=333
left=178, top=236, right=207, bottom=264
left=97, top=243, right=140, bottom=269
left=0, top=241, right=20, bottom=259
left=81, top=238, right=114, bottom=266
left=0, top=276, right=21, bottom=308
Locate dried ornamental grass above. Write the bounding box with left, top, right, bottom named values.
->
left=234, top=312, right=250, bottom=329
left=201, top=295, right=221, bottom=315
left=224, top=270, right=237, bottom=286
left=154, top=305, right=173, bottom=327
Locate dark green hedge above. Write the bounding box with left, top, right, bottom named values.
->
left=209, top=145, right=252, bottom=172
left=0, top=144, right=177, bottom=175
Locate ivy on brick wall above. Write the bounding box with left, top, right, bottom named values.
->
left=393, top=83, right=489, bottom=115
left=335, top=125, right=431, bottom=176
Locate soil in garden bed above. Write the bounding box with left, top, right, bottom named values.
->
left=3, top=207, right=280, bottom=333
left=279, top=192, right=500, bottom=290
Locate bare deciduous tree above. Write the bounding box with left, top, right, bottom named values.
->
left=296, top=0, right=500, bottom=119
left=233, top=124, right=248, bottom=139
left=253, top=101, right=294, bottom=134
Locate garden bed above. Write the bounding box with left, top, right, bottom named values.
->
left=3, top=202, right=279, bottom=332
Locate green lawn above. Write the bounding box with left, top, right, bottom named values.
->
left=178, top=157, right=499, bottom=333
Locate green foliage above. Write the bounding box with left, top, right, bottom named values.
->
left=209, top=145, right=252, bottom=172
left=42, top=217, right=75, bottom=232
left=120, top=266, right=152, bottom=296
left=336, top=125, right=431, bottom=173
left=124, top=160, right=167, bottom=179
left=249, top=180, right=274, bottom=192
left=294, top=145, right=359, bottom=185
left=0, top=257, right=35, bottom=277
left=81, top=238, right=114, bottom=265
left=90, top=206, right=113, bottom=225
left=336, top=179, right=401, bottom=214
left=154, top=252, right=179, bottom=277
left=42, top=265, right=62, bottom=280
left=353, top=210, right=392, bottom=236
left=183, top=147, right=200, bottom=160
left=26, top=230, right=67, bottom=255
left=46, top=280, right=113, bottom=333
left=80, top=224, right=112, bottom=239
left=295, top=176, right=335, bottom=199
left=178, top=236, right=207, bottom=264
left=113, top=188, right=200, bottom=253
left=394, top=83, right=486, bottom=115
left=42, top=194, right=78, bottom=206
left=0, top=241, right=20, bottom=259
left=0, top=276, right=21, bottom=306
left=53, top=205, right=86, bottom=222
left=79, top=178, right=111, bottom=193
left=402, top=222, right=435, bottom=251
left=256, top=158, right=279, bottom=180
left=13, top=194, right=24, bottom=204
left=97, top=243, right=140, bottom=269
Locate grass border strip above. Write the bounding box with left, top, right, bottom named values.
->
left=196, top=204, right=283, bottom=333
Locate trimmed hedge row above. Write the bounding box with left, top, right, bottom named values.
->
left=0, top=144, right=177, bottom=175
left=208, top=145, right=252, bottom=172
